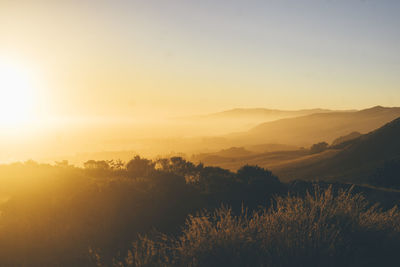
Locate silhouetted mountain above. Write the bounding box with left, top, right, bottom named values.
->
left=172, top=108, right=344, bottom=138
left=275, top=117, right=400, bottom=184
left=200, top=108, right=335, bottom=120
left=231, top=106, right=400, bottom=147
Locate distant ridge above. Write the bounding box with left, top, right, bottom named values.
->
left=231, top=106, right=400, bottom=147
left=196, top=107, right=349, bottom=120
left=171, top=107, right=353, bottom=137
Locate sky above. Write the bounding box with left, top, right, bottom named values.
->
left=1, top=0, right=400, bottom=122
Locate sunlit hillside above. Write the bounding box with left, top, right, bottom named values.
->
left=1, top=0, right=400, bottom=266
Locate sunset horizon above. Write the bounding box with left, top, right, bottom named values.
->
left=1, top=1, right=400, bottom=125
left=0, top=1, right=400, bottom=266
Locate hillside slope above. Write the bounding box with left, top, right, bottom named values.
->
left=275, top=116, right=400, bottom=183
left=200, top=108, right=335, bottom=120
left=231, top=106, right=400, bottom=147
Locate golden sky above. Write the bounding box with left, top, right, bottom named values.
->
left=0, top=0, right=399, bottom=126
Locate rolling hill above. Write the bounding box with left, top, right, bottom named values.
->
left=172, top=108, right=344, bottom=138
left=274, top=116, right=400, bottom=183
left=199, top=108, right=335, bottom=120
left=229, top=106, right=400, bottom=147
left=194, top=113, right=400, bottom=187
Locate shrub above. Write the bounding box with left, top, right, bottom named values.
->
left=126, top=156, right=156, bottom=178
left=119, top=186, right=400, bottom=267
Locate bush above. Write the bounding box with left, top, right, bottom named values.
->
left=126, top=156, right=156, bottom=178
left=119, top=186, right=400, bottom=267
left=0, top=158, right=284, bottom=266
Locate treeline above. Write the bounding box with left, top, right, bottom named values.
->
left=0, top=156, right=399, bottom=266
left=0, top=157, right=284, bottom=266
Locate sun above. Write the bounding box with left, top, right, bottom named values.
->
left=0, top=60, right=37, bottom=127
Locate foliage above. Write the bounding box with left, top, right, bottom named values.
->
left=126, top=156, right=156, bottom=178
left=1, top=156, right=400, bottom=266
left=120, top=187, right=400, bottom=267
left=0, top=157, right=284, bottom=266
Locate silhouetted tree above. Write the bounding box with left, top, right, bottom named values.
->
left=236, top=165, right=279, bottom=185
left=197, top=166, right=236, bottom=194
left=84, top=160, right=110, bottom=170
left=156, top=157, right=202, bottom=183
left=108, top=159, right=125, bottom=170
left=235, top=165, right=284, bottom=209
left=55, top=160, right=70, bottom=168
left=126, top=156, right=155, bottom=178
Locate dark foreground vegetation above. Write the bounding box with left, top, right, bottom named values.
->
left=0, top=156, right=399, bottom=266
left=119, top=188, right=400, bottom=267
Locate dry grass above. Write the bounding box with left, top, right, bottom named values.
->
left=114, top=186, right=400, bottom=267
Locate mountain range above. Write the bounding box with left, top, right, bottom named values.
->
left=193, top=106, right=400, bottom=187
left=197, top=108, right=337, bottom=120
left=228, top=106, right=400, bottom=147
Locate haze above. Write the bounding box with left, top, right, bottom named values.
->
left=0, top=1, right=399, bottom=162
left=2, top=2, right=400, bottom=266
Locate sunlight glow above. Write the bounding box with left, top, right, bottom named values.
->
left=0, top=60, right=36, bottom=127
